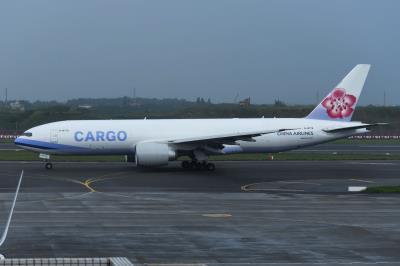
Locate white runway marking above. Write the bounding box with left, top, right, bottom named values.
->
left=346, top=162, right=397, bottom=165
left=202, top=213, right=232, bottom=218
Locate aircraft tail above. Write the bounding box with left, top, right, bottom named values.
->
left=306, top=64, right=371, bottom=121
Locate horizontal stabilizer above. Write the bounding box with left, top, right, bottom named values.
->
left=322, top=123, right=387, bottom=133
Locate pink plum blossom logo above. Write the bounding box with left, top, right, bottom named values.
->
left=321, top=88, right=356, bottom=119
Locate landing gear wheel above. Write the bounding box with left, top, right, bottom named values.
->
left=45, top=162, right=53, bottom=170
left=194, top=161, right=206, bottom=170
left=190, top=161, right=198, bottom=169
left=206, top=163, right=215, bottom=171
left=181, top=160, right=191, bottom=169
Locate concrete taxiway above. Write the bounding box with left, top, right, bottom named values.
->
left=0, top=160, right=399, bottom=265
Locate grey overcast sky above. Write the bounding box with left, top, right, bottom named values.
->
left=0, top=0, right=399, bottom=105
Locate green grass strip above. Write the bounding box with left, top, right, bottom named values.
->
left=332, top=139, right=400, bottom=145
left=210, top=153, right=400, bottom=161
left=0, top=150, right=124, bottom=162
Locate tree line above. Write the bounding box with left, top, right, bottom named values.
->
left=0, top=98, right=398, bottom=132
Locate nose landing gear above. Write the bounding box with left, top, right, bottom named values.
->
left=45, top=162, right=53, bottom=170
left=39, top=153, right=53, bottom=170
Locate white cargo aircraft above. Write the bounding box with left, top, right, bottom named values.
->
left=15, top=64, right=383, bottom=170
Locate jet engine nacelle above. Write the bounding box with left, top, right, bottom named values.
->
left=135, top=142, right=176, bottom=167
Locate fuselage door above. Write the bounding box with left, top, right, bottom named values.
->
left=50, top=129, right=58, bottom=144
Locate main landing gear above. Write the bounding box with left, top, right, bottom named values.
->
left=181, top=160, right=216, bottom=171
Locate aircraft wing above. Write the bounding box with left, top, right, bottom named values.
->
left=167, top=128, right=294, bottom=147
left=322, top=123, right=387, bottom=133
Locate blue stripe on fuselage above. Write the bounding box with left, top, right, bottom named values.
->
left=15, top=138, right=89, bottom=152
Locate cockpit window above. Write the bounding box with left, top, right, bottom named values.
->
left=22, top=132, right=32, bottom=137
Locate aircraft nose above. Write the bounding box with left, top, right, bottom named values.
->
left=14, top=130, right=32, bottom=145
left=14, top=136, right=23, bottom=145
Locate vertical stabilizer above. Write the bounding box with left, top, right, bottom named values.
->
left=306, top=64, right=371, bottom=121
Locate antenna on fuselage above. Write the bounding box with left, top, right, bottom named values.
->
left=0, top=170, right=23, bottom=259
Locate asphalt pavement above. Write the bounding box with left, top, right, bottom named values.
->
left=0, top=161, right=398, bottom=265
